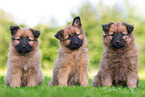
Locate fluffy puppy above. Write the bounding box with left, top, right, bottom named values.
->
left=5, top=26, right=44, bottom=87
left=48, top=16, right=89, bottom=87
left=93, top=22, right=139, bottom=88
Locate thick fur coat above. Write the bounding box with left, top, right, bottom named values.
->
left=48, top=16, right=89, bottom=87
left=93, top=22, right=139, bottom=88
left=5, top=27, right=44, bottom=87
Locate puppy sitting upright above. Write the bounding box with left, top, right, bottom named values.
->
left=93, top=22, right=139, bottom=88
left=5, top=26, right=44, bottom=87
left=49, top=16, right=89, bottom=87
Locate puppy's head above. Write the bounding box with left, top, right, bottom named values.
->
left=55, top=16, right=85, bottom=50
left=10, top=26, right=40, bottom=53
left=102, top=22, right=134, bottom=49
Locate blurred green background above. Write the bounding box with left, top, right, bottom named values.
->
left=0, top=0, right=145, bottom=74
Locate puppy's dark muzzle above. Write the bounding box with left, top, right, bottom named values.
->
left=110, top=33, right=125, bottom=49
left=68, top=36, right=83, bottom=50
left=15, top=39, right=32, bottom=53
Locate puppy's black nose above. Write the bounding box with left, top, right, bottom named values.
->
left=115, top=40, right=120, bottom=44
left=74, top=41, right=79, bottom=45
left=22, top=44, right=26, bottom=48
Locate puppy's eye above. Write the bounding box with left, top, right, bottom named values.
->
left=66, top=37, right=70, bottom=40
left=121, top=33, right=129, bottom=36
left=109, top=34, right=114, bottom=36
left=26, top=36, right=32, bottom=41
left=17, top=36, right=22, bottom=41
left=110, top=32, right=116, bottom=36
left=17, top=38, right=21, bottom=41
left=77, top=34, right=80, bottom=36
left=76, top=34, right=81, bottom=36
left=69, top=34, right=71, bottom=38
left=111, top=34, right=114, bottom=36
left=28, top=39, right=32, bottom=41
left=65, top=35, right=71, bottom=40
left=74, top=32, right=80, bottom=36
left=27, top=38, right=32, bottom=41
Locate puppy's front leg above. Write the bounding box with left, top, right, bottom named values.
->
left=10, top=66, right=22, bottom=88
left=78, top=54, right=89, bottom=87
left=58, top=67, right=70, bottom=86
left=127, top=72, right=139, bottom=88
left=27, top=67, right=37, bottom=87
left=79, top=66, right=88, bottom=87
left=101, top=70, right=112, bottom=87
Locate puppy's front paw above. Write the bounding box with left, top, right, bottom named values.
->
left=10, top=83, right=20, bottom=88
left=81, top=81, right=88, bottom=87
left=59, top=82, right=67, bottom=87
left=128, top=84, right=137, bottom=88
left=27, top=82, right=36, bottom=87
left=48, top=81, right=56, bottom=87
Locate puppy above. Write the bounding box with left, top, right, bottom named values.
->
left=48, top=16, right=89, bottom=87
left=93, top=22, right=139, bottom=88
left=5, top=26, right=44, bottom=87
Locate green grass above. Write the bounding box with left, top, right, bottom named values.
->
left=0, top=76, right=145, bottom=97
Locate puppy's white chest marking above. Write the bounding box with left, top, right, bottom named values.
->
left=24, top=65, right=28, bottom=71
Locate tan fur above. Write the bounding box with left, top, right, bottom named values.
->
left=48, top=21, right=89, bottom=87
left=93, top=22, right=139, bottom=88
left=5, top=28, right=44, bottom=87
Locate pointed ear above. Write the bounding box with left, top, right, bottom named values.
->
left=10, top=26, right=20, bottom=36
left=30, top=29, right=40, bottom=38
left=72, top=16, right=82, bottom=28
left=122, top=22, right=134, bottom=34
left=55, top=29, right=64, bottom=40
left=102, top=22, right=114, bottom=33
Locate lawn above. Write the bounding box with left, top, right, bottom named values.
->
left=0, top=76, right=145, bottom=97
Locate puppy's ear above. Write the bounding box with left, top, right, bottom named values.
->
left=55, top=29, right=64, bottom=40
left=72, top=16, right=82, bottom=28
left=10, top=26, right=20, bottom=36
left=102, top=22, right=114, bottom=33
left=30, top=29, right=40, bottom=38
left=122, top=22, right=134, bottom=33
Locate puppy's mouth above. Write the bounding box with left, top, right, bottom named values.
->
left=110, top=33, right=125, bottom=49
left=15, top=39, right=33, bottom=53
left=67, top=36, right=83, bottom=50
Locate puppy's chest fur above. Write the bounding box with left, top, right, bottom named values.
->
left=8, top=52, right=40, bottom=85
left=69, top=51, right=85, bottom=85
left=70, top=50, right=82, bottom=64
left=59, top=48, right=87, bottom=65
left=58, top=48, right=88, bottom=85
left=10, top=54, right=40, bottom=68
left=105, top=51, right=131, bottom=82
